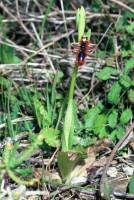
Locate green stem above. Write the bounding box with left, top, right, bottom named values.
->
left=69, top=63, right=79, bottom=100
left=38, top=0, right=54, bottom=38
left=7, top=168, right=38, bottom=186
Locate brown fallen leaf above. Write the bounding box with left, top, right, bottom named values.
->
left=71, top=150, right=96, bottom=177
left=93, top=156, right=108, bottom=167
left=71, top=138, right=112, bottom=177
left=129, top=140, right=134, bottom=150
left=91, top=138, right=113, bottom=154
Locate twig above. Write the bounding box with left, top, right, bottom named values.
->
left=46, top=182, right=89, bottom=199
left=31, top=22, right=56, bottom=74
left=19, top=29, right=74, bottom=65
left=95, top=23, right=113, bottom=50
left=60, top=0, right=71, bottom=48
left=0, top=116, right=34, bottom=129
left=46, top=146, right=60, bottom=173
left=100, top=122, right=134, bottom=198
left=15, top=0, right=36, bottom=41
left=114, top=191, right=134, bottom=199
left=110, top=0, right=134, bottom=14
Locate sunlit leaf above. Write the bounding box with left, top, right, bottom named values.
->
left=96, top=67, right=117, bottom=80
left=120, top=109, right=132, bottom=125
left=124, top=58, right=134, bottom=75
left=119, top=75, right=132, bottom=88
left=84, top=107, right=100, bottom=131
left=40, top=128, right=60, bottom=147
left=128, top=89, right=134, bottom=104
left=108, top=109, right=118, bottom=128
left=108, top=82, right=122, bottom=105
left=93, top=114, right=107, bottom=135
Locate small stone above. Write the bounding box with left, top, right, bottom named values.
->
left=107, top=167, right=118, bottom=177
left=111, top=160, right=118, bottom=165
left=70, top=176, right=87, bottom=185
left=123, top=166, right=134, bottom=176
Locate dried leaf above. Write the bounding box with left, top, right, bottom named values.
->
left=129, top=140, right=134, bottom=150
left=93, top=156, right=108, bottom=167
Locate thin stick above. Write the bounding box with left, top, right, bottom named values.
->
left=100, top=122, right=134, bottom=198
left=31, top=22, right=56, bottom=74
left=110, top=0, right=134, bottom=14
left=15, top=0, right=36, bottom=41
left=95, top=23, right=113, bottom=49
left=60, top=0, right=71, bottom=48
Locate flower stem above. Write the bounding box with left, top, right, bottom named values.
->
left=69, top=63, right=79, bottom=100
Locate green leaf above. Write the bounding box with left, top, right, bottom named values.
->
left=77, top=137, right=96, bottom=147
left=128, top=89, right=134, bottom=104
left=75, top=144, right=87, bottom=159
left=33, top=96, right=51, bottom=128
left=129, top=174, right=134, bottom=194
left=103, top=176, right=110, bottom=200
left=126, top=22, right=134, bottom=33
left=87, top=29, right=91, bottom=41
left=8, top=93, right=18, bottom=104
left=93, top=114, right=107, bottom=135
left=96, top=67, right=117, bottom=80
left=110, top=129, right=117, bottom=143
left=76, top=6, right=86, bottom=41
left=0, top=44, right=21, bottom=64
left=73, top=102, right=80, bottom=130
left=40, top=128, right=60, bottom=147
left=124, top=11, right=134, bottom=18
left=14, top=167, right=34, bottom=177
left=99, top=126, right=109, bottom=138
left=9, top=142, right=19, bottom=163
left=84, top=106, right=100, bottom=131
left=57, top=151, right=82, bottom=182
left=124, top=58, right=134, bottom=75
left=0, top=75, right=10, bottom=88
left=62, top=99, right=74, bottom=151
left=57, top=71, right=64, bottom=83
left=120, top=109, right=132, bottom=125
left=119, top=75, right=132, bottom=88
left=105, top=58, right=114, bottom=66
left=97, top=101, right=105, bottom=111
left=108, top=81, right=122, bottom=105
left=122, top=50, right=130, bottom=57
left=131, top=43, right=134, bottom=50
left=108, top=109, right=118, bottom=128
left=96, top=51, right=106, bottom=58
left=116, top=126, right=125, bottom=140
left=19, top=87, right=33, bottom=106
left=122, top=50, right=134, bottom=58
left=29, top=134, right=38, bottom=141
